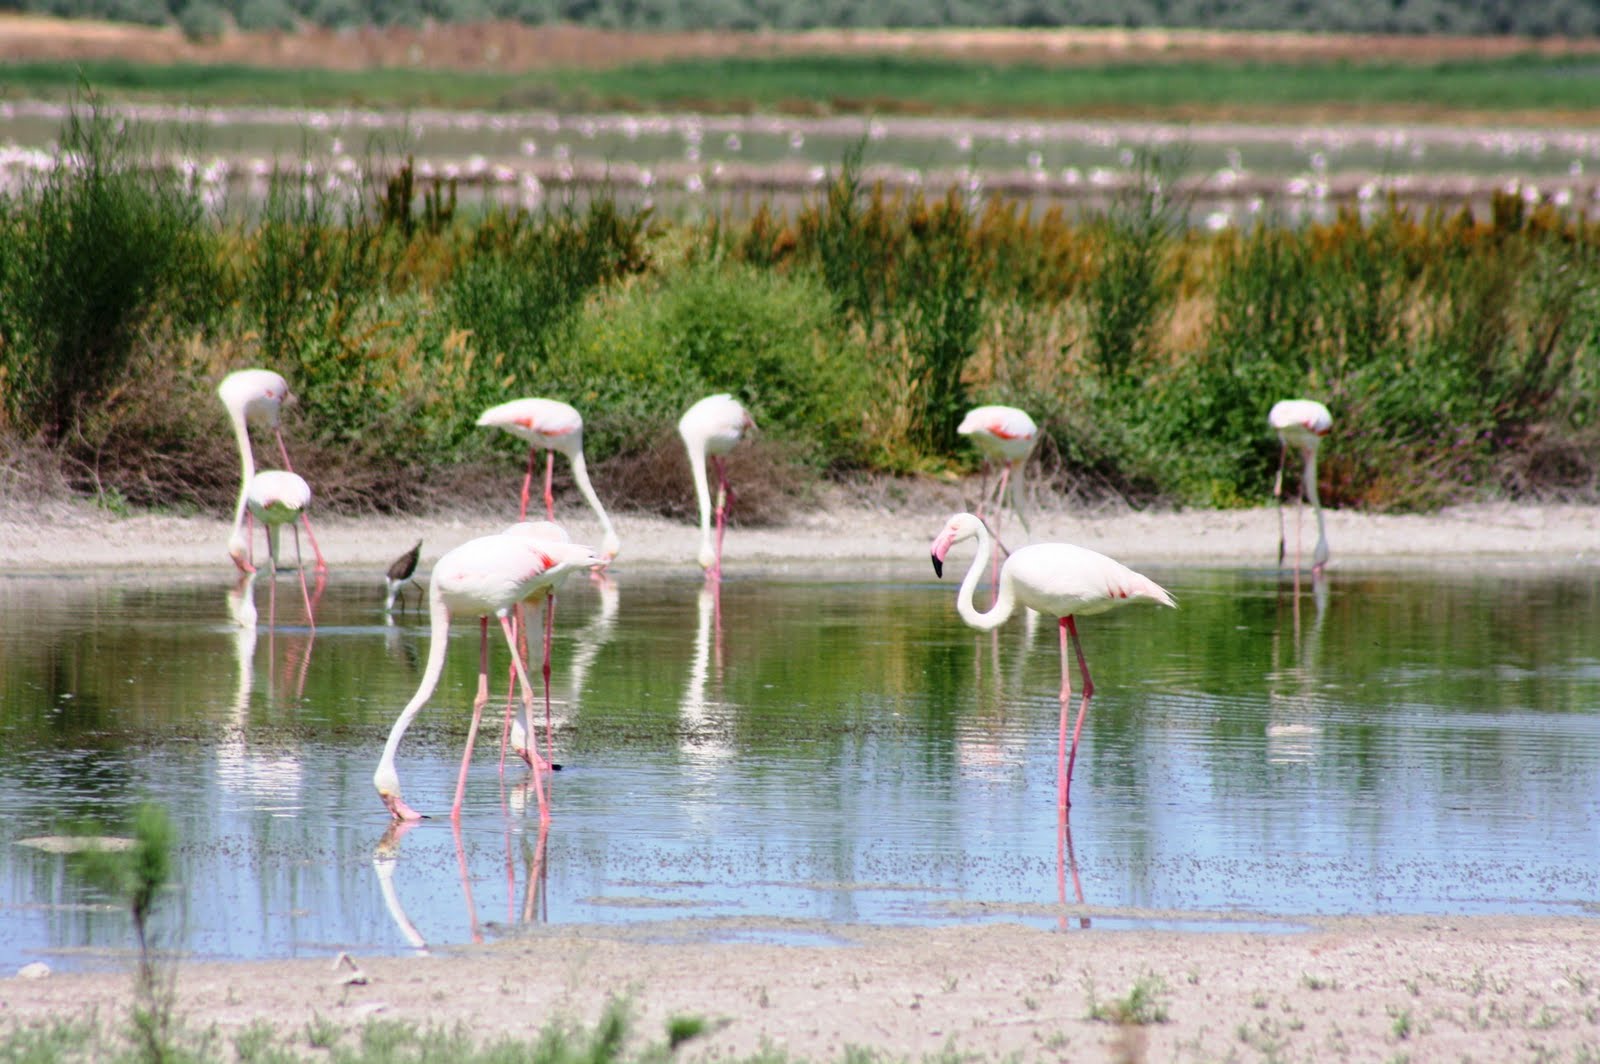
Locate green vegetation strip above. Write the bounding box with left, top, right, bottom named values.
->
left=6, top=53, right=1600, bottom=116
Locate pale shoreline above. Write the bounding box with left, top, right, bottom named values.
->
left=3, top=490, right=1598, bottom=575
left=4, top=494, right=1599, bottom=1061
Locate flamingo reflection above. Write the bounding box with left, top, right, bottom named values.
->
left=372, top=817, right=549, bottom=952
left=1266, top=568, right=1329, bottom=765
left=216, top=570, right=305, bottom=814
left=1057, top=811, right=1089, bottom=930
left=679, top=580, right=733, bottom=765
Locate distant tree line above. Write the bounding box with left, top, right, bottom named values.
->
left=5, top=0, right=1599, bottom=40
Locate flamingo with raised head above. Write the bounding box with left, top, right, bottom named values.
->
left=1268, top=399, right=1332, bottom=574
left=678, top=393, right=755, bottom=580
left=218, top=369, right=326, bottom=573
left=476, top=398, right=621, bottom=563
left=372, top=531, right=603, bottom=823
left=958, top=404, right=1039, bottom=537
left=930, top=512, right=1175, bottom=810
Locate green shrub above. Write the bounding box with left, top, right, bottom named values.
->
left=0, top=102, right=217, bottom=442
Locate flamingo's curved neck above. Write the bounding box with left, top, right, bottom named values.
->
left=228, top=404, right=257, bottom=540
left=955, top=523, right=1016, bottom=631
left=685, top=435, right=714, bottom=558
left=1304, top=447, right=1329, bottom=563
left=375, top=583, right=452, bottom=782
left=1007, top=459, right=1031, bottom=535
left=567, top=449, right=618, bottom=553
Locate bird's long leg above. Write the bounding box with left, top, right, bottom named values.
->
left=498, top=605, right=523, bottom=776
left=1294, top=463, right=1306, bottom=574
left=519, top=445, right=538, bottom=520
left=1274, top=439, right=1288, bottom=566
left=291, top=525, right=315, bottom=632
left=543, top=451, right=556, bottom=521
left=542, top=595, right=556, bottom=771
left=1058, top=616, right=1095, bottom=810
left=451, top=618, right=492, bottom=821
left=974, top=460, right=990, bottom=523
left=498, top=614, right=548, bottom=824
left=712, top=456, right=730, bottom=581
left=274, top=431, right=327, bottom=573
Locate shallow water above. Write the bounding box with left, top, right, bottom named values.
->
left=1, top=562, right=1598, bottom=970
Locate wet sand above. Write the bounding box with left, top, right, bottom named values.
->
left=3, top=493, right=1599, bottom=1060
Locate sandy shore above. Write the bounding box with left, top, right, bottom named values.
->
left=4, top=493, right=1599, bottom=1060
left=2, top=490, right=1598, bottom=575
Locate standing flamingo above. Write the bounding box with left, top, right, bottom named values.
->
left=1268, top=399, right=1332, bottom=575
left=958, top=404, right=1039, bottom=537
left=242, top=471, right=319, bottom=630
left=678, top=393, right=755, bottom=580
left=372, top=531, right=603, bottom=823
left=218, top=369, right=326, bottom=573
left=500, top=520, right=589, bottom=773
left=930, top=512, right=1175, bottom=810
left=476, top=398, right=621, bottom=563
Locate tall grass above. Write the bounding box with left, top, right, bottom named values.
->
left=1, top=104, right=1597, bottom=518
left=0, top=101, right=220, bottom=443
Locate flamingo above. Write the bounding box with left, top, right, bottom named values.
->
left=372, top=531, right=603, bottom=823
left=678, top=393, right=755, bottom=580
left=930, top=512, right=1175, bottom=810
left=958, top=404, right=1039, bottom=537
left=218, top=369, right=326, bottom=573
left=476, top=398, right=621, bottom=563
left=240, top=471, right=320, bottom=630
left=1268, top=399, right=1333, bottom=575
left=385, top=540, right=423, bottom=614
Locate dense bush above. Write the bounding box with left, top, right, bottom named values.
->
left=1, top=107, right=1597, bottom=518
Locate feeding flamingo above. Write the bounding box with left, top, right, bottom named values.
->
left=218, top=369, right=326, bottom=573
left=476, top=398, right=621, bottom=563
left=930, top=512, right=1175, bottom=810
left=499, top=520, right=591, bottom=773
left=678, top=393, right=755, bottom=580
left=958, top=404, right=1039, bottom=538
left=372, top=531, right=603, bottom=823
left=1268, top=399, right=1333, bottom=574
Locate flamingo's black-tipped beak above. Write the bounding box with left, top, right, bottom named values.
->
left=931, top=554, right=944, bottom=579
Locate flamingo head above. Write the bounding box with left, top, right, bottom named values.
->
left=373, top=763, right=424, bottom=821
left=697, top=542, right=718, bottom=572
left=929, top=512, right=984, bottom=578
left=227, top=531, right=254, bottom=574
left=599, top=530, right=621, bottom=565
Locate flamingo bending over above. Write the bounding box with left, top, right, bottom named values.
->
left=678, top=394, right=755, bottom=580
left=477, top=398, right=621, bottom=563
left=958, top=404, right=1039, bottom=538
left=218, top=369, right=326, bottom=573
left=500, top=520, right=589, bottom=773
left=241, top=470, right=319, bottom=629
left=372, top=532, right=603, bottom=823
left=1268, top=399, right=1332, bottom=574
left=930, top=512, right=1175, bottom=810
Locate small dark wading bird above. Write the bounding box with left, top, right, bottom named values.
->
left=384, top=540, right=423, bottom=613
left=930, top=512, right=1176, bottom=811
left=1268, top=398, right=1333, bottom=575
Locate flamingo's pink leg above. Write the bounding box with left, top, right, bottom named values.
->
left=1058, top=616, right=1095, bottom=810
left=498, top=614, right=548, bottom=824
left=1274, top=440, right=1288, bottom=566
left=712, top=456, right=730, bottom=581
left=542, top=595, right=556, bottom=770
left=451, top=619, right=492, bottom=820
left=291, top=524, right=315, bottom=632
left=543, top=451, right=556, bottom=521
left=519, top=445, right=538, bottom=520
left=274, top=431, right=326, bottom=572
